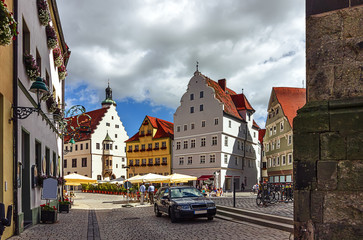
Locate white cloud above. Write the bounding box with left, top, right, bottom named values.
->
left=58, top=0, right=305, bottom=128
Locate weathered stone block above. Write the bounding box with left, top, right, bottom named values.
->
left=307, top=66, right=335, bottom=101
left=294, top=160, right=316, bottom=190
left=311, top=191, right=324, bottom=223
left=294, top=101, right=330, bottom=133
left=347, top=133, right=363, bottom=160
left=321, top=133, right=346, bottom=160
left=306, top=12, right=342, bottom=42
left=333, top=64, right=363, bottom=99
left=317, top=161, right=338, bottom=190
left=315, top=223, right=363, bottom=240
left=294, top=190, right=311, bottom=222
left=330, top=98, right=363, bottom=133
left=342, top=6, right=363, bottom=39
left=293, top=132, right=320, bottom=160
left=324, top=191, right=363, bottom=225
left=337, top=160, right=363, bottom=190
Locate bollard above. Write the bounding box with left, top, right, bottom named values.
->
left=233, top=181, right=236, bottom=208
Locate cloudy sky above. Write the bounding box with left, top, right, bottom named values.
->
left=57, top=0, right=306, bottom=136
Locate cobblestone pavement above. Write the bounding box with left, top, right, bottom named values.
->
left=211, top=193, right=293, bottom=218
left=9, top=192, right=292, bottom=240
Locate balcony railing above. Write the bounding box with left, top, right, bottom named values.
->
left=161, top=146, right=167, bottom=150
left=134, top=149, right=139, bottom=152
left=153, top=147, right=159, bottom=150
left=141, top=163, right=146, bottom=167
left=161, top=162, right=167, bottom=165
left=129, top=163, right=134, bottom=166
left=140, top=149, right=145, bottom=152
left=147, top=148, right=152, bottom=151
left=154, top=163, right=160, bottom=166
left=127, top=150, right=133, bottom=153
left=147, top=163, right=153, bottom=166
left=134, top=163, right=140, bottom=166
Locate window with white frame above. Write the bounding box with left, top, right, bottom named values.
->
left=224, top=155, right=228, bottom=164
left=200, top=104, right=204, bottom=111
left=184, top=125, right=187, bottom=131
left=280, top=121, right=284, bottom=131
left=177, top=126, right=181, bottom=132
left=266, top=143, right=269, bottom=152
left=200, top=155, right=206, bottom=164
left=191, top=123, right=195, bottom=130
left=212, top=136, right=217, bottom=146
left=277, top=138, right=280, bottom=149
left=270, top=127, right=273, bottom=136
left=190, top=107, right=194, bottom=113
left=190, top=93, right=194, bottom=100
left=187, top=156, right=192, bottom=165
left=288, top=153, right=293, bottom=164
left=273, top=157, right=276, bottom=167
left=176, top=141, right=181, bottom=150
left=277, top=156, right=280, bottom=166
left=202, top=120, right=206, bottom=127
left=288, top=135, right=292, bottom=145
left=191, top=139, right=196, bottom=148
left=229, top=120, right=231, bottom=128
left=268, top=158, right=271, bottom=168
left=210, top=154, right=215, bottom=163
left=237, top=140, right=241, bottom=150
left=200, top=91, right=204, bottom=98
left=273, top=126, right=277, bottom=135
left=201, top=137, right=206, bottom=147
left=183, top=140, right=188, bottom=149
left=282, top=155, right=286, bottom=165
left=179, top=157, right=184, bottom=165
left=224, top=136, right=228, bottom=146
left=214, top=118, right=218, bottom=125
left=272, top=141, right=275, bottom=150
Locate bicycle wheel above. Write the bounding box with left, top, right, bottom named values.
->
left=256, top=194, right=263, bottom=207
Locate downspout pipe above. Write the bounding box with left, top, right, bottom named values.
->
left=12, top=0, right=19, bottom=235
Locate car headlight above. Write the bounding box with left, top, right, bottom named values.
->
left=176, top=205, right=190, bottom=210
left=206, top=203, right=215, bottom=208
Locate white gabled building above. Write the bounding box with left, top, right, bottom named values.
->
left=173, top=71, right=261, bottom=191
left=64, top=84, right=128, bottom=180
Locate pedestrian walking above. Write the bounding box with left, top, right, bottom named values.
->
left=241, top=183, right=245, bottom=192
left=148, top=183, right=155, bottom=204
left=139, top=183, right=146, bottom=205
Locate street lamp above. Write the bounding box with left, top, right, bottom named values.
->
left=63, top=137, right=75, bottom=155
left=13, top=77, right=49, bottom=120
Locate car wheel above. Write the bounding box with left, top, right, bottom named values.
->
left=154, top=205, right=162, bottom=217
left=169, top=208, right=178, bottom=223
left=207, top=216, right=214, bottom=221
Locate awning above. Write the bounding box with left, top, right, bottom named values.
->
left=197, top=175, right=214, bottom=181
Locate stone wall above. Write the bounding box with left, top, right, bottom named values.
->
left=293, top=3, right=363, bottom=240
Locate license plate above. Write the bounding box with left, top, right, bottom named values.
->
left=194, top=210, right=207, bottom=214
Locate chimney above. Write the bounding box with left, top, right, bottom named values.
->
left=218, top=79, right=226, bottom=91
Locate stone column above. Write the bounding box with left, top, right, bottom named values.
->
left=293, top=1, right=363, bottom=239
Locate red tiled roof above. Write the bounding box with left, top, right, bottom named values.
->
left=273, top=87, right=306, bottom=128
left=205, top=78, right=242, bottom=120
left=258, top=129, right=266, bottom=144
left=231, top=94, right=255, bottom=112
left=64, top=108, right=108, bottom=143
left=125, top=116, right=174, bottom=142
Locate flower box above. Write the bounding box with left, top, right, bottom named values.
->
left=59, top=203, right=70, bottom=213
left=41, top=210, right=57, bottom=223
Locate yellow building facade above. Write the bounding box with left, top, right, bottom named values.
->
left=0, top=0, right=15, bottom=238
left=125, top=116, right=174, bottom=177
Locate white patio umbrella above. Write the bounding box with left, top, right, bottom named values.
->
left=166, top=173, right=197, bottom=183
left=64, top=173, right=97, bottom=186
left=110, top=176, right=125, bottom=184
left=126, top=174, right=143, bottom=183
left=140, top=173, right=169, bottom=183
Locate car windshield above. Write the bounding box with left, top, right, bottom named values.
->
left=170, top=187, right=204, bottom=199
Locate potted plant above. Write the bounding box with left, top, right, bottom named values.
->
left=23, top=53, right=40, bottom=81
left=0, top=0, right=17, bottom=46
left=40, top=203, right=57, bottom=223
left=36, top=0, right=50, bottom=26
left=53, top=47, right=63, bottom=67
left=58, top=64, right=67, bottom=80
left=58, top=198, right=71, bottom=213
left=45, top=25, right=57, bottom=49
